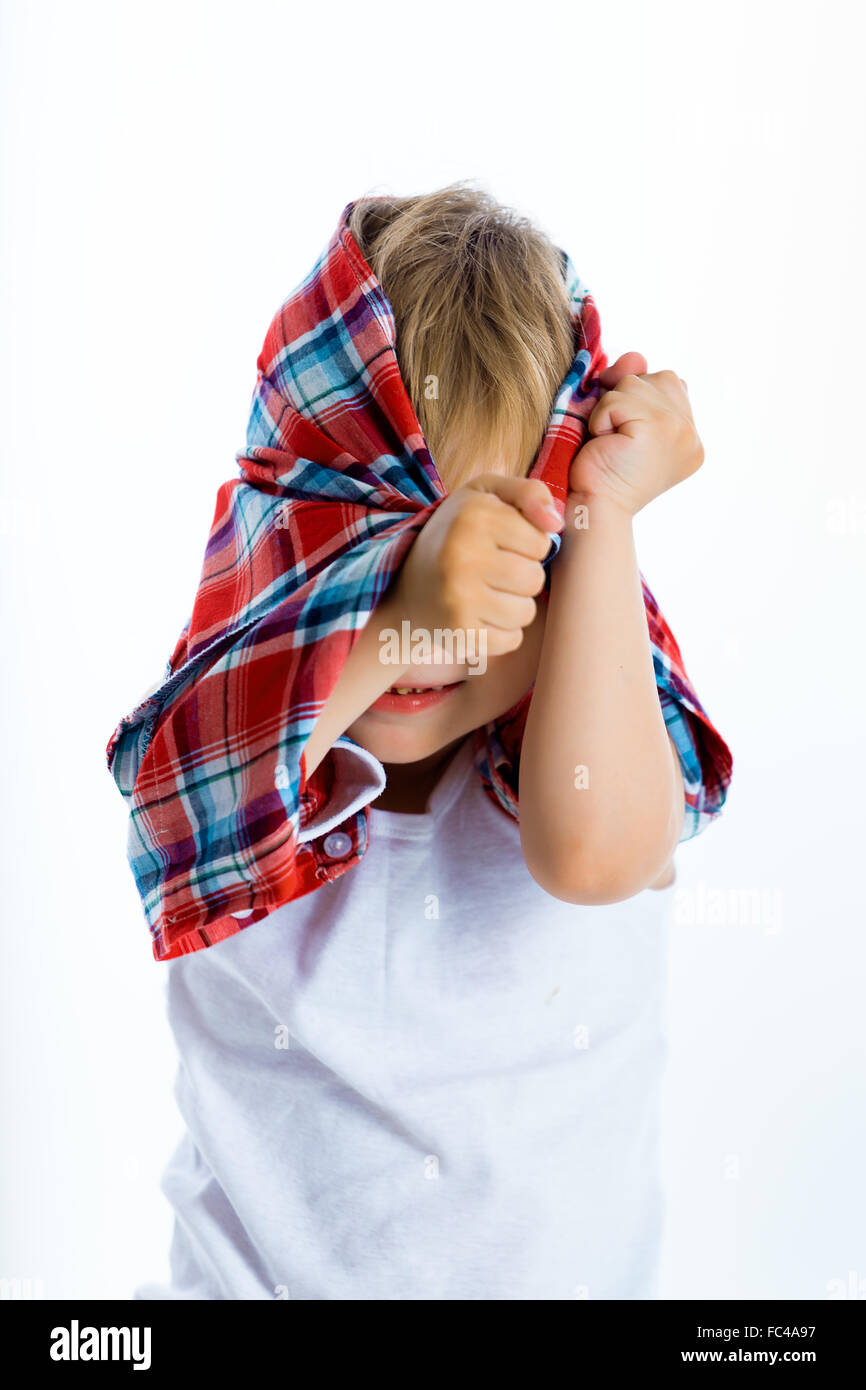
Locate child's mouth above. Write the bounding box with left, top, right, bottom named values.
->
left=369, top=680, right=466, bottom=715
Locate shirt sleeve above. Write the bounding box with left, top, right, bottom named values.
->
left=296, top=737, right=386, bottom=843
left=229, top=738, right=386, bottom=922
left=660, top=689, right=731, bottom=844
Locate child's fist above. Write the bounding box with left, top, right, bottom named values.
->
left=569, top=353, right=704, bottom=515
left=392, top=474, right=561, bottom=656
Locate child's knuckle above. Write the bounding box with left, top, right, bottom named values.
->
left=519, top=596, right=537, bottom=626
left=453, top=503, right=486, bottom=543
left=532, top=530, right=552, bottom=560
left=529, top=562, right=546, bottom=594
left=439, top=571, right=463, bottom=620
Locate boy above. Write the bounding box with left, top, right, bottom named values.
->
left=116, top=185, right=731, bottom=1300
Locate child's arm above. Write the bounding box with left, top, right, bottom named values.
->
left=519, top=491, right=684, bottom=903
left=302, top=587, right=411, bottom=779
left=302, top=474, right=558, bottom=779
left=519, top=360, right=704, bottom=903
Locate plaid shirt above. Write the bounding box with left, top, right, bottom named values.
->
left=106, top=199, right=733, bottom=962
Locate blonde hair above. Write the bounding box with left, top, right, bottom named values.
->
left=347, top=182, right=576, bottom=490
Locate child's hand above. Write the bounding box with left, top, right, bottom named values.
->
left=392, top=474, right=561, bottom=655
left=568, top=352, right=704, bottom=515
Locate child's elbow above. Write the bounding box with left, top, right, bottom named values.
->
left=520, top=834, right=674, bottom=906
left=524, top=855, right=640, bottom=905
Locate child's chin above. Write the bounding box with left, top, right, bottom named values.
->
left=348, top=715, right=461, bottom=765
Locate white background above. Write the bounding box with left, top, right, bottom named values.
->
left=1, top=0, right=864, bottom=1300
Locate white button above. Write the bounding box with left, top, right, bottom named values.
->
left=322, top=831, right=352, bottom=860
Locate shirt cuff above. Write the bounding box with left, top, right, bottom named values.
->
left=296, top=737, right=386, bottom=844
left=660, top=691, right=719, bottom=843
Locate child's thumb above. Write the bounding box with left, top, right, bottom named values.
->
left=598, top=351, right=648, bottom=388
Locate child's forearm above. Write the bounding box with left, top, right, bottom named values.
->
left=302, top=591, right=408, bottom=779
left=303, top=475, right=556, bottom=781
left=519, top=494, right=684, bottom=903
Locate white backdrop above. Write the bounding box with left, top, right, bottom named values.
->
left=2, top=0, right=864, bottom=1300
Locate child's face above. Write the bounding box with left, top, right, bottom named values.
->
left=348, top=441, right=549, bottom=765
left=346, top=602, right=546, bottom=764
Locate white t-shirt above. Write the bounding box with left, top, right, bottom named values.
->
left=136, top=735, right=675, bottom=1301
